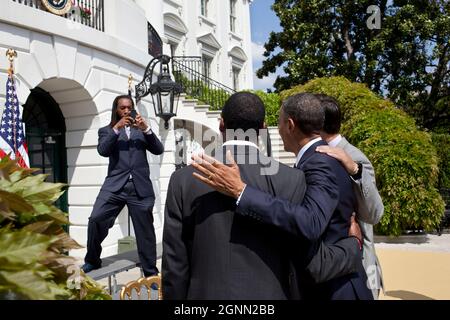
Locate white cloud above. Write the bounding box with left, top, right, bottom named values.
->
left=253, top=72, right=278, bottom=92
left=252, top=41, right=266, bottom=65
left=251, top=41, right=284, bottom=91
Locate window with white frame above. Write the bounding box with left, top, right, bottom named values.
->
left=201, top=0, right=209, bottom=17
left=202, top=56, right=213, bottom=79
left=230, top=0, right=237, bottom=32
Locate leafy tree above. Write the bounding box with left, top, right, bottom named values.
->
left=257, top=0, right=449, bottom=131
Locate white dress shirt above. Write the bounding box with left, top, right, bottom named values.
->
left=328, top=134, right=343, bottom=147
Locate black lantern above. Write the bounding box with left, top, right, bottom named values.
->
left=135, top=55, right=182, bottom=129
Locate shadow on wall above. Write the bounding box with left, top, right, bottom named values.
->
left=385, top=290, right=434, bottom=300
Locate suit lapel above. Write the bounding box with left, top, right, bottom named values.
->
left=118, top=127, right=131, bottom=167
left=119, top=127, right=128, bottom=141
left=129, top=127, right=139, bottom=162
left=130, top=126, right=138, bottom=143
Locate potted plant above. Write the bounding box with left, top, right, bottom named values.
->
left=0, top=157, right=111, bottom=300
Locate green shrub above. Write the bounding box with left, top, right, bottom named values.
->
left=431, top=133, right=450, bottom=191
left=282, top=76, right=445, bottom=236
left=0, top=158, right=111, bottom=300
left=251, top=90, right=282, bottom=127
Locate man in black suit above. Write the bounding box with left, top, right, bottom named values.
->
left=192, top=93, right=372, bottom=300
left=82, top=95, right=164, bottom=277
left=162, top=92, right=363, bottom=300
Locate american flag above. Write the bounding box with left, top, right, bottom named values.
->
left=0, top=74, right=29, bottom=168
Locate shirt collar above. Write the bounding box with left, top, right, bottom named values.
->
left=295, top=137, right=322, bottom=167
left=328, top=134, right=342, bottom=147
left=223, top=140, right=259, bottom=149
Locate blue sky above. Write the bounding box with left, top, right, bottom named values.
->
left=250, top=0, right=281, bottom=91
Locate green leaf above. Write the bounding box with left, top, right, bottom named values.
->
left=0, top=157, right=111, bottom=300
left=0, top=190, right=34, bottom=213
left=0, top=269, right=69, bottom=300
left=0, top=229, right=52, bottom=265
left=31, top=203, right=68, bottom=224
left=22, top=221, right=54, bottom=234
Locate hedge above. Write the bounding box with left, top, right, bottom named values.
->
left=281, top=76, right=445, bottom=236
left=431, top=132, right=450, bottom=191
left=250, top=90, right=281, bottom=127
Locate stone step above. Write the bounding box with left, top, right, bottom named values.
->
left=181, top=98, right=200, bottom=104
left=206, top=111, right=221, bottom=119
left=270, top=143, right=286, bottom=150
left=194, top=105, right=211, bottom=113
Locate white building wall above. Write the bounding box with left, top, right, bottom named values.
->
left=0, top=0, right=254, bottom=262
left=143, top=0, right=254, bottom=90
left=0, top=0, right=163, bottom=260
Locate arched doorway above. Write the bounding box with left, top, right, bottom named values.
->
left=23, top=87, right=68, bottom=212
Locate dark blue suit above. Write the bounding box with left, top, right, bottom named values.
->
left=237, top=140, right=373, bottom=300
left=85, top=125, right=164, bottom=276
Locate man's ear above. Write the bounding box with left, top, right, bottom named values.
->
left=288, top=118, right=296, bottom=132
left=219, top=118, right=225, bottom=133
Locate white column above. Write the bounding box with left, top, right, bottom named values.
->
left=158, top=118, right=176, bottom=218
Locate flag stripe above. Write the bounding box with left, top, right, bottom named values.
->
left=0, top=74, right=29, bottom=168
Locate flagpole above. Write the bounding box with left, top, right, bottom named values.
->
left=128, top=73, right=133, bottom=97
left=127, top=73, right=133, bottom=237
left=6, top=49, right=18, bottom=156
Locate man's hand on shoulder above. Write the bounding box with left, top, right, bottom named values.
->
left=316, top=145, right=359, bottom=175
left=191, top=151, right=246, bottom=199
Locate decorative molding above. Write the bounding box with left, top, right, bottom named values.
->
left=164, top=0, right=183, bottom=9
left=164, top=12, right=188, bottom=34
left=228, top=46, right=247, bottom=67
left=198, top=15, right=216, bottom=31
left=197, top=33, right=221, bottom=51
left=229, top=32, right=243, bottom=43
left=163, top=12, right=188, bottom=44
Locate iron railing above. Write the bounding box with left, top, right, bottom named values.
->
left=12, top=0, right=105, bottom=32
left=172, top=56, right=236, bottom=110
